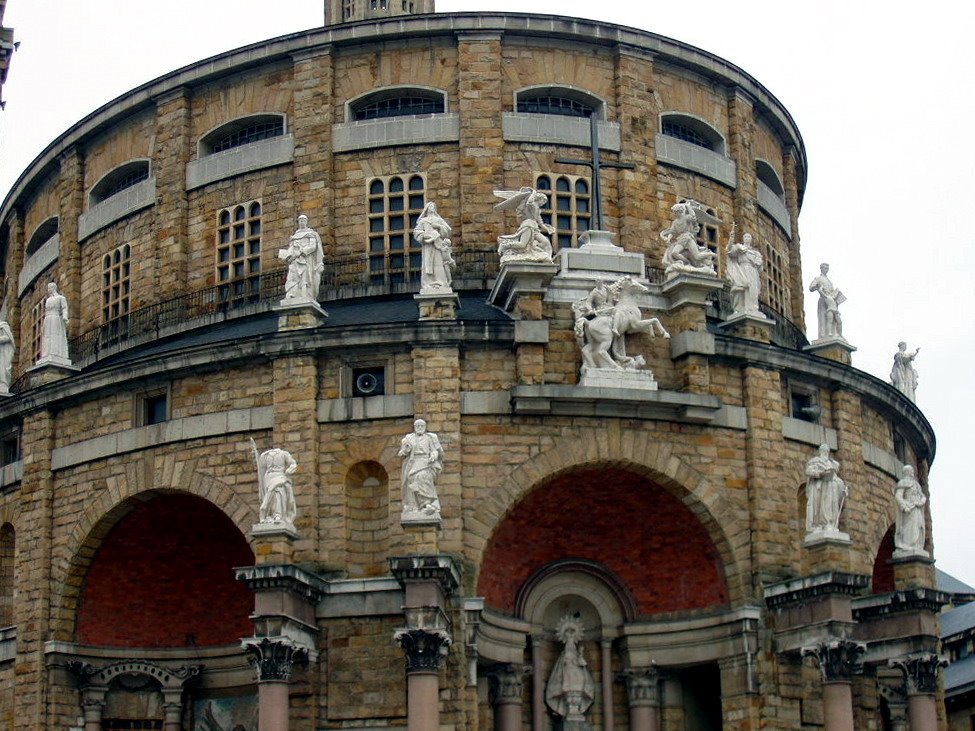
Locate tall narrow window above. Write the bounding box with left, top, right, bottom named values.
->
left=29, top=299, right=44, bottom=363
left=535, top=173, right=591, bottom=250
left=216, top=201, right=262, bottom=301
left=367, top=175, right=424, bottom=285
left=763, top=242, right=787, bottom=315
left=0, top=523, right=13, bottom=628
left=102, top=244, right=131, bottom=323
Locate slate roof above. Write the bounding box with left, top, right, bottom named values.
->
left=937, top=568, right=975, bottom=597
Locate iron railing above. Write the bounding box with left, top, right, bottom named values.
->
left=707, top=285, right=808, bottom=350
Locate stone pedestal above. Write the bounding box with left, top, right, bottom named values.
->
left=802, top=533, right=852, bottom=575
left=401, top=511, right=443, bottom=530
left=579, top=367, right=657, bottom=391
left=719, top=311, right=772, bottom=343
left=275, top=299, right=328, bottom=331
left=250, top=523, right=298, bottom=565
left=804, top=337, right=856, bottom=366
left=660, top=272, right=723, bottom=314
left=662, top=273, right=722, bottom=393
left=488, top=261, right=558, bottom=314
left=557, top=230, right=645, bottom=280
left=415, top=291, right=459, bottom=320
left=26, top=359, right=80, bottom=387
left=891, top=553, right=935, bottom=590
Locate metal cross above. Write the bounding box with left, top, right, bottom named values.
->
left=554, top=114, right=635, bottom=231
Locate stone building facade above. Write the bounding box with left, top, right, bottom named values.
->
left=0, top=8, right=944, bottom=731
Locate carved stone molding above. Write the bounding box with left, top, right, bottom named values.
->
left=488, top=663, right=531, bottom=705
left=66, top=658, right=202, bottom=691
left=389, top=555, right=461, bottom=595
left=889, top=653, right=947, bottom=695
left=619, top=667, right=661, bottom=706
left=801, top=640, right=865, bottom=682
left=394, top=628, right=452, bottom=673
left=242, top=636, right=309, bottom=682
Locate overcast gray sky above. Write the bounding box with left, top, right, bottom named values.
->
left=2, top=1, right=972, bottom=584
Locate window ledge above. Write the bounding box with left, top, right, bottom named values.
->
left=185, top=134, right=294, bottom=190
left=332, top=114, right=460, bottom=153
left=655, top=133, right=737, bottom=188
left=78, top=177, right=156, bottom=242
left=19, top=233, right=59, bottom=296
left=757, top=180, right=792, bottom=237
left=502, top=113, right=621, bottom=152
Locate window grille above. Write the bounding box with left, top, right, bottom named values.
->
left=763, top=241, right=788, bottom=315
left=29, top=299, right=43, bottom=363
left=216, top=201, right=262, bottom=301
left=211, top=120, right=283, bottom=154
left=352, top=93, right=444, bottom=121
left=661, top=120, right=711, bottom=149
left=102, top=244, right=131, bottom=323
left=367, top=175, right=424, bottom=285
left=517, top=94, right=594, bottom=118
left=535, top=173, right=591, bottom=250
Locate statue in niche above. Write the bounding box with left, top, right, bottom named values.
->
left=493, top=186, right=555, bottom=264
left=660, top=199, right=718, bottom=278
left=413, top=202, right=455, bottom=294
left=545, top=615, right=595, bottom=728
left=279, top=214, right=325, bottom=303
left=726, top=226, right=764, bottom=316
left=250, top=439, right=298, bottom=527
left=39, top=282, right=70, bottom=364
left=890, top=342, right=920, bottom=402
left=805, top=444, right=848, bottom=536
left=808, top=263, right=846, bottom=340
left=398, top=418, right=444, bottom=520
left=893, top=464, right=927, bottom=556
left=0, top=321, right=14, bottom=394
left=572, top=275, right=669, bottom=373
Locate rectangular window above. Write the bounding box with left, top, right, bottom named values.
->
left=367, top=175, right=425, bottom=285
left=763, top=241, right=787, bottom=316
left=0, top=430, right=19, bottom=467
left=535, top=173, right=591, bottom=250
left=137, top=388, right=170, bottom=427
left=216, top=201, right=262, bottom=302
left=29, top=300, right=44, bottom=364
left=102, top=244, right=131, bottom=323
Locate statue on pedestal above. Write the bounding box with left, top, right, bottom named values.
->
left=805, top=444, right=848, bottom=537
left=493, top=186, right=555, bottom=264
left=545, top=616, right=595, bottom=729
left=660, top=199, right=718, bottom=279
left=890, top=342, right=920, bottom=402
left=279, top=214, right=325, bottom=303
left=413, top=202, right=455, bottom=294
left=39, top=282, right=70, bottom=364
left=893, top=464, right=927, bottom=556
left=808, top=263, right=846, bottom=340
left=0, top=321, right=14, bottom=394
left=398, top=419, right=444, bottom=520
left=251, top=439, right=298, bottom=528
left=726, top=226, right=764, bottom=316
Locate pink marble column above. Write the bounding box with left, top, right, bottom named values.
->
left=822, top=682, right=855, bottom=731
left=531, top=635, right=545, bottom=731
left=243, top=636, right=309, bottom=731
left=395, top=628, right=452, bottom=731
left=621, top=667, right=661, bottom=731
left=802, top=640, right=864, bottom=731
left=601, top=641, right=614, bottom=731
left=489, top=664, right=530, bottom=731
left=891, top=654, right=945, bottom=731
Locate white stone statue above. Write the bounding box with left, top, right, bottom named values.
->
left=279, top=214, right=325, bottom=303
left=398, top=418, right=444, bottom=520
left=805, top=444, right=849, bottom=538
left=572, top=276, right=669, bottom=374
left=493, top=186, right=555, bottom=264
left=893, top=464, right=927, bottom=556
left=39, top=282, right=70, bottom=365
left=660, top=199, right=718, bottom=279
left=890, top=342, right=920, bottom=402
left=413, top=202, right=455, bottom=294
left=0, top=321, right=14, bottom=394
left=545, top=616, right=595, bottom=727
left=808, top=263, right=846, bottom=340
left=250, top=439, right=298, bottom=527
left=726, top=226, right=764, bottom=316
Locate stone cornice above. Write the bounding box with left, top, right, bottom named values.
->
left=234, top=564, right=329, bottom=604
left=0, top=12, right=806, bottom=225
left=851, top=589, right=949, bottom=621
left=764, top=572, right=870, bottom=609
left=389, top=555, right=461, bottom=595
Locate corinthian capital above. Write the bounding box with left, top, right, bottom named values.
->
left=242, top=636, right=309, bottom=682
left=890, top=653, right=947, bottom=695
left=801, top=640, right=865, bottom=682
left=394, top=628, right=452, bottom=673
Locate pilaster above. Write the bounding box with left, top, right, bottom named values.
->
left=718, top=655, right=761, bottom=728
left=152, top=86, right=191, bottom=300
left=55, top=148, right=84, bottom=341
left=291, top=47, right=334, bottom=240
left=3, top=208, right=24, bottom=377
left=726, top=87, right=759, bottom=237
left=662, top=273, right=721, bottom=394
left=829, top=389, right=865, bottom=573
left=782, top=146, right=805, bottom=332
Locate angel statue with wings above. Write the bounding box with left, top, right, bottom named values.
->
left=493, top=186, right=556, bottom=264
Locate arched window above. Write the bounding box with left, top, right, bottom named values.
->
left=515, top=86, right=603, bottom=119
left=348, top=87, right=446, bottom=122
left=367, top=174, right=425, bottom=284
left=199, top=114, right=285, bottom=157
left=25, top=217, right=58, bottom=256
left=535, top=173, right=591, bottom=250
left=89, top=160, right=150, bottom=206
left=755, top=160, right=785, bottom=199
left=660, top=113, right=725, bottom=154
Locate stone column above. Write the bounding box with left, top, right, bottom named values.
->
left=80, top=690, right=106, bottom=731
left=890, top=654, right=944, bottom=731
left=161, top=689, right=184, bottom=731
left=600, top=640, right=614, bottom=731
left=802, top=640, right=865, bottom=731
left=244, top=637, right=309, bottom=731
left=531, top=635, right=545, bottom=731
left=620, top=667, right=661, bottom=731
left=488, top=664, right=530, bottom=731
left=396, top=628, right=452, bottom=731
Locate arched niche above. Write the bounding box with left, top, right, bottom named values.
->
left=345, top=460, right=390, bottom=576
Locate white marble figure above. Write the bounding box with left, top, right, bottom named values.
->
left=250, top=439, right=298, bottom=527
left=493, top=187, right=555, bottom=264
left=0, top=321, right=14, bottom=394
left=279, top=214, right=325, bottom=303
left=805, top=444, right=848, bottom=537
left=660, top=199, right=718, bottom=278
left=39, top=282, right=70, bottom=364
left=572, top=276, right=669, bottom=373
left=398, top=419, right=444, bottom=520
left=890, top=342, right=920, bottom=402
left=726, top=227, right=764, bottom=316
left=893, top=464, right=927, bottom=556
left=545, top=616, right=595, bottom=726
left=413, top=202, right=455, bottom=294
left=808, top=263, right=846, bottom=340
